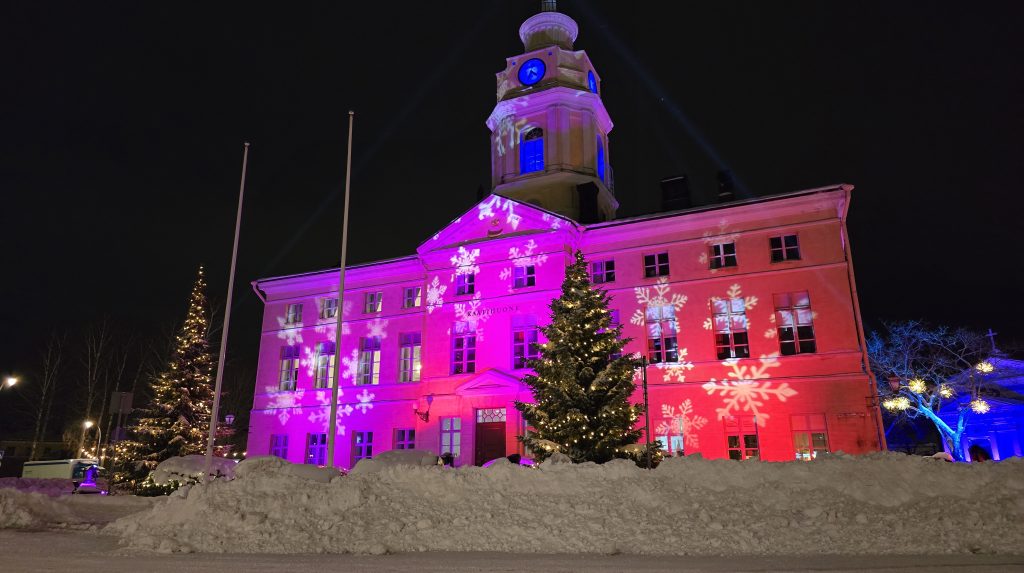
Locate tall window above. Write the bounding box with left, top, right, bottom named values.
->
left=305, top=433, right=327, bottom=465
left=399, top=332, right=422, bottom=382
left=725, top=415, right=759, bottom=460
left=513, top=325, right=541, bottom=369
left=279, top=346, right=299, bottom=391
left=270, top=434, right=288, bottom=460
left=451, top=323, right=476, bottom=374
left=285, top=303, right=303, bottom=325
left=520, top=127, right=544, bottom=174
left=792, top=414, right=829, bottom=461
left=643, top=253, right=670, bottom=278
left=314, top=341, right=336, bottom=389
left=440, top=417, right=462, bottom=462
left=597, top=138, right=605, bottom=182
left=357, top=336, right=382, bottom=385
left=710, top=242, right=737, bottom=269
left=591, top=259, right=615, bottom=284
left=352, top=431, right=373, bottom=464
left=455, top=272, right=475, bottom=296
left=770, top=234, right=801, bottom=262
left=320, top=298, right=338, bottom=320
left=712, top=297, right=750, bottom=359
left=513, top=265, right=536, bottom=288
left=363, top=291, right=382, bottom=313
left=774, top=292, right=816, bottom=355
left=646, top=305, right=679, bottom=363
left=403, top=286, right=422, bottom=308
left=394, top=428, right=416, bottom=450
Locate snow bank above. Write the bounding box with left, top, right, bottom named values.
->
left=107, top=453, right=1024, bottom=556
left=0, top=488, right=79, bottom=528
left=0, top=477, right=77, bottom=497
left=151, top=455, right=238, bottom=484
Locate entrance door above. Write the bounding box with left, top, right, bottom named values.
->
left=475, top=408, right=507, bottom=466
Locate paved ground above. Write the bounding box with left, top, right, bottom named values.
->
left=2, top=529, right=1022, bottom=573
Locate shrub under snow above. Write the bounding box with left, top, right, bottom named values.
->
left=104, top=452, right=1024, bottom=556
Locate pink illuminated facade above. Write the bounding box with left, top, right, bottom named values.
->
left=248, top=6, right=884, bottom=468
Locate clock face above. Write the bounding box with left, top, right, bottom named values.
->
left=518, top=58, right=546, bottom=86
left=587, top=70, right=598, bottom=93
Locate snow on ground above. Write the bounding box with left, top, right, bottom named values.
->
left=103, top=453, right=1024, bottom=556
left=0, top=486, right=156, bottom=529
left=0, top=477, right=79, bottom=497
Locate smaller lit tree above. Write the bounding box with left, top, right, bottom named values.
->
left=868, top=321, right=996, bottom=461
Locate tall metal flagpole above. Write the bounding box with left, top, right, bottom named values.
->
left=205, top=142, right=250, bottom=480
left=327, top=111, right=355, bottom=468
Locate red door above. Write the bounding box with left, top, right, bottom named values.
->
left=475, top=421, right=506, bottom=466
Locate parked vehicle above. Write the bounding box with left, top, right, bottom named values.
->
left=21, top=459, right=107, bottom=493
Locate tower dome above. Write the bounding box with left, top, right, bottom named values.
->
left=519, top=2, right=579, bottom=51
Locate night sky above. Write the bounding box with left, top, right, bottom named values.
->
left=3, top=2, right=1023, bottom=401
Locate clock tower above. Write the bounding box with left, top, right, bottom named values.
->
left=485, top=1, right=618, bottom=223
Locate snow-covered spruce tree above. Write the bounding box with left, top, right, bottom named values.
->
left=515, top=251, right=656, bottom=464
left=115, top=267, right=215, bottom=486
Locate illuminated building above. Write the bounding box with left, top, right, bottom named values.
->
left=248, top=4, right=884, bottom=467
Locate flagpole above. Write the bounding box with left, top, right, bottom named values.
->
left=327, top=111, right=355, bottom=468
left=205, top=142, right=250, bottom=480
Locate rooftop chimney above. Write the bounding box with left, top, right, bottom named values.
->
left=717, top=170, right=736, bottom=202
left=659, top=175, right=692, bottom=212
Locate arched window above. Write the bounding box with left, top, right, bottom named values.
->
left=597, top=138, right=605, bottom=182
left=520, top=128, right=544, bottom=174
left=587, top=70, right=598, bottom=94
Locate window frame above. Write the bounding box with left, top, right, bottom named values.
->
left=774, top=291, right=817, bottom=355
left=645, top=305, right=680, bottom=364
left=270, top=434, right=289, bottom=460
left=512, top=325, right=541, bottom=369
left=314, top=341, right=336, bottom=389
left=363, top=291, right=383, bottom=314
left=709, top=242, right=738, bottom=269
left=319, top=298, right=338, bottom=320
left=352, top=431, right=374, bottom=464
left=440, top=417, right=462, bottom=462
left=712, top=297, right=750, bottom=360
left=357, top=336, right=382, bottom=385
left=455, top=272, right=475, bottom=296
left=643, top=252, right=670, bottom=278
left=791, top=414, right=829, bottom=461
left=725, top=415, right=759, bottom=460
left=512, top=265, right=536, bottom=289
left=520, top=127, right=544, bottom=174
left=305, top=432, right=327, bottom=465
left=590, top=259, right=616, bottom=284
left=284, top=303, right=303, bottom=325
left=278, top=346, right=299, bottom=391
left=769, top=234, right=801, bottom=263
left=394, top=428, right=416, bottom=450
left=402, top=286, right=422, bottom=309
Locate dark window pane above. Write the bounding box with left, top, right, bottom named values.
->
left=744, top=434, right=758, bottom=448
left=769, top=237, right=782, bottom=250
left=779, top=327, right=795, bottom=342
left=784, top=235, right=799, bottom=247
left=786, top=247, right=800, bottom=259
left=733, top=332, right=748, bottom=345
left=728, top=450, right=742, bottom=460
left=727, top=436, right=740, bottom=448
left=771, top=250, right=784, bottom=263
left=780, top=341, right=796, bottom=356
left=723, top=242, right=736, bottom=255
left=735, top=345, right=750, bottom=358
left=797, top=326, right=815, bottom=340
left=799, top=340, right=817, bottom=354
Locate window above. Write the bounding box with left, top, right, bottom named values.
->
left=313, top=341, right=336, bottom=389
left=305, top=433, right=327, bottom=465
left=270, top=434, right=288, bottom=459
left=591, top=259, right=615, bottom=284
left=477, top=408, right=506, bottom=423
left=402, top=286, right=422, bottom=308
left=770, top=234, right=801, bottom=262
left=597, top=138, right=605, bottom=182
left=394, top=429, right=416, bottom=450
left=278, top=346, right=299, bottom=391
left=357, top=337, right=381, bottom=385
left=792, top=414, right=829, bottom=461
left=513, top=326, right=541, bottom=369
left=320, top=298, right=338, bottom=320
left=709, top=242, right=737, bottom=269
left=656, top=434, right=685, bottom=457
left=513, top=265, right=536, bottom=288
left=455, top=272, right=475, bottom=296
left=646, top=305, right=679, bottom=363
left=712, top=297, right=750, bottom=359
left=352, top=431, right=373, bottom=464
left=725, top=415, right=759, bottom=460
left=399, top=332, right=422, bottom=382
left=643, top=253, right=670, bottom=278
left=520, top=127, right=544, bottom=174
left=284, top=303, right=303, bottom=325
left=451, top=323, right=476, bottom=374
left=775, top=292, right=816, bottom=355
left=363, top=291, right=382, bottom=313
left=440, top=417, right=461, bottom=461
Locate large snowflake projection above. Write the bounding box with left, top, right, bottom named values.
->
left=306, top=405, right=349, bottom=435
left=450, top=246, right=481, bottom=276
left=702, top=354, right=794, bottom=427
left=655, top=399, right=708, bottom=451
left=262, top=387, right=306, bottom=426
left=764, top=313, right=777, bottom=339
left=477, top=195, right=522, bottom=231
left=699, top=219, right=742, bottom=273
left=354, top=388, right=375, bottom=414
left=629, top=277, right=688, bottom=327
left=541, top=213, right=562, bottom=230
left=655, top=349, right=695, bottom=382
left=365, top=318, right=389, bottom=340
left=454, top=292, right=491, bottom=341
left=492, top=107, right=528, bottom=156
left=276, top=316, right=303, bottom=346
left=340, top=348, right=361, bottom=383
left=702, top=284, right=758, bottom=330
left=425, top=275, right=447, bottom=314
left=314, top=299, right=352, bottom=337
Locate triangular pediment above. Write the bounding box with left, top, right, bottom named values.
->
left=454, top=368, right=527, bottom=396
left=417, top=194, right=576, bottom=255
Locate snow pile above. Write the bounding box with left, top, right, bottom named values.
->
left=0, top=477, right=77, bottom=497
left=107, top=453, right=1024, bottom=556
left=0, top=488, right=79, bottom=528
left=151, top=455, right=238, bottom=484
left=348, top=449, right=441, bottom=476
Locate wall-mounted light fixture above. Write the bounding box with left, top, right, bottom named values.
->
left=414, top=394, right=435, bottom=422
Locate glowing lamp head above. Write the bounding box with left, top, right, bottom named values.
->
left=83, top=420, right=95, bottom=429
left=970, top=398, right=991, bottom=414
left=908, top=378, right=927, bottom=394
left=976, top=361, right=994, bottom=374
left=4, top=377, right=16, bottom=388
left=883, top=396, right=911, bottom=412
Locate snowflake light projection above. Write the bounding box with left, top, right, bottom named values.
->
left=450, top=246, right=481, bottom=276
left=425, top=276, right=447, bottom=314
left=764, top=313, right=777, bottom=339
left=307, top=405, right=349, bottom=435
left=354, top=388, right=375, bottom=414
left=702, top=354, right=794, bottom=427
left=702, top=284, right=758, bottom=330
left=699, top=219, right=741, bottom=273
left=655, top=349, right=695, bottom=382
left=477, top=195, right=522, bottom=231
left=340, top=348, right=361, bottom=383
left=629, top=277, right=687, bottom=327
left=366, top=318, right=389, bottom=340
left=492, top=106, right=529, bottom=157
left=263, top=387, right=306, bottom=426
left=655, top=399, right=708, bottom=451
left=541, top=213, right=562, bottom=230
left=276, top=316, right=303, bottom=346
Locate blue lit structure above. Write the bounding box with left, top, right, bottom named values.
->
left=518, top=58, right=546, bottom=86
left=587, top=70, right=598, bottom=93
left=520, top=128, right=544, bottom=174
left=937, top=358, right=1024, bottom=461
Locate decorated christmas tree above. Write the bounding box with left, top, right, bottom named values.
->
left=516, top=251, right=655, bottom=464
left=114, top=267, right=215, bottom=486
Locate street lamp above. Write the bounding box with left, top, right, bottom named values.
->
left=82, top=420, right=103, bottom=462
left=3, top=377, right=17, bottom=389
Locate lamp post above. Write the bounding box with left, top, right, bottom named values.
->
left=640, top=356, right=652, bottom=469
left=82, top=420, right=102, bottom=462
